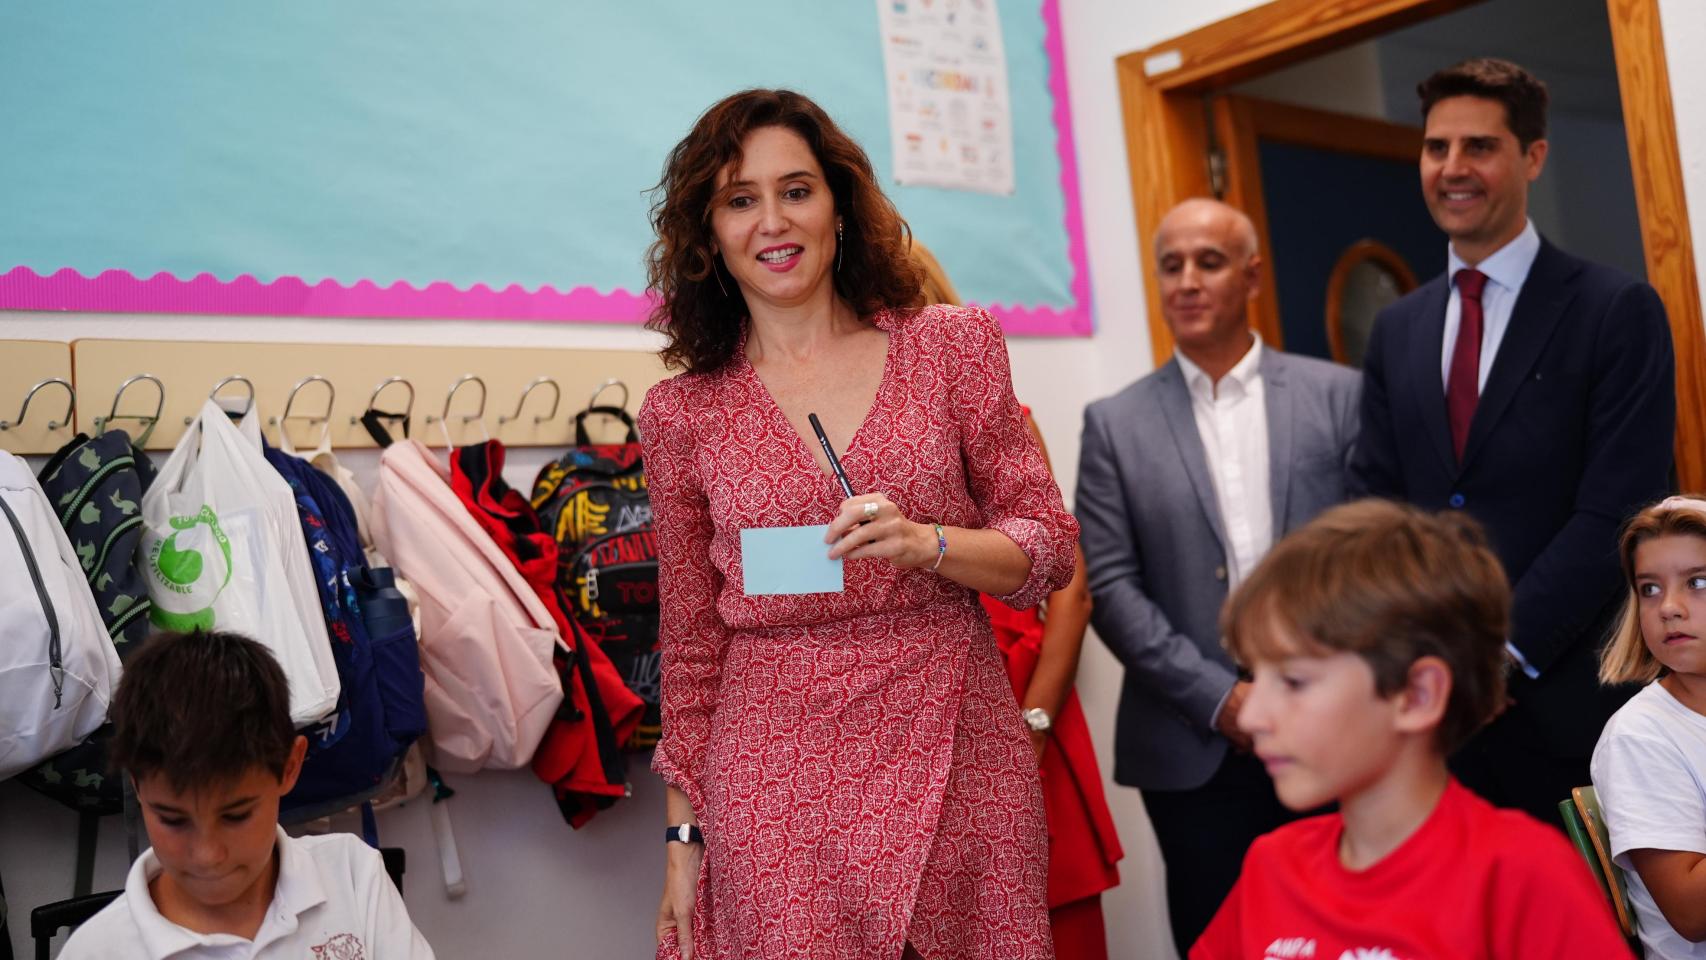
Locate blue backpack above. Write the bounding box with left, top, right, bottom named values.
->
left=264, top=443, right=428, bottom=819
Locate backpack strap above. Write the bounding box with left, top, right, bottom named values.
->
left=573, top=406, right=638, bottom=446
left=360, top=408, right=409, bottom=448
left=0, top=494, right=64, bottom=707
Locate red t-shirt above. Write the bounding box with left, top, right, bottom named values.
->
left=1191, top=778, right=1632, bottom=960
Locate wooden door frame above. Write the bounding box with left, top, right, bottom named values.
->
left=1211, top=94, right=1425, bottom=349
left=1117, top=0, right=1706, bottom=489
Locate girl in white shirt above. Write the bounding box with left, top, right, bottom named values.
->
left=1592, top=495, right=1706, bottom=959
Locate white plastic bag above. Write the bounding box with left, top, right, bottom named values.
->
left=138, top=400, right=339, bottom=725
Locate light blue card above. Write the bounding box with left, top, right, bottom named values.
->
left=740, top=524, right=843, bottom=596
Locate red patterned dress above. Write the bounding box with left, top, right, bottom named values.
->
left=640, top=304, right=1078, bottom=960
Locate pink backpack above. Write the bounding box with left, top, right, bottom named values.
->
left=368, top=439, right=563, bottom=773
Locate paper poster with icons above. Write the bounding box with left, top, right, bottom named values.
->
left=877, top=0, right=1015, bottom=195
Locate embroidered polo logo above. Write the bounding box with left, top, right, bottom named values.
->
left=311, top=933, right=365, bottom=959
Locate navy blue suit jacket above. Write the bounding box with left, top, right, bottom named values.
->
left=1355, top=238, right=1675, bottom=758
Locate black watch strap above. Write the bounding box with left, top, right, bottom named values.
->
left=665, top=824, right=704, bottom=844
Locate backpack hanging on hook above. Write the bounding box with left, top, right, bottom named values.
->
left=16, top=429, right=157, bottom=814
left=0, top=451, right=121, bottom=781
left=531, top=385, right=662, bottom=749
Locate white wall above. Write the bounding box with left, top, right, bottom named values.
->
left=6, top=0, right=1705, bottom=957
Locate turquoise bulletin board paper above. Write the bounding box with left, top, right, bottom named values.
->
left=0, top=1, right=1087, bottom=333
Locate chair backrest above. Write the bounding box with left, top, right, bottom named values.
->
left=30, top=891, right=120, bottom=960
left=1558, top=797, right=1611, bottom=892
left=1573, top=785, right=1639, bottom=939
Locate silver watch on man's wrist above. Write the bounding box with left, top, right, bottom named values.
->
left=1022, top=707, right=1052, bottom=732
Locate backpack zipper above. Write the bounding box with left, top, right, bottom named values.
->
left=57, top=455, right=133, bottom=528
left=92, top=515, right=144, bottom=581
left=108, top=594, right=151, bottom=641
left=0, top=494, right=66, bottom=707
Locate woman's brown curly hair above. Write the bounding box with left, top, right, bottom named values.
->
left=646, top=89, right=922, bottom=374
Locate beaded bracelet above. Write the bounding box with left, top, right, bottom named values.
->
left=930, top=523, right=948, bottom=572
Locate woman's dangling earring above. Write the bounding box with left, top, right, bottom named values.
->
left=713, top=255, right=731, bottom=298
left=835, top=220, right=845, bottom=274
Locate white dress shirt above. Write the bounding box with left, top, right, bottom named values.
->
left=1175, top=334, right=1272, bottom=588
left=1440, top=219, right=1542, bottom=391
left=1440, top=220, right=1545, bottom=679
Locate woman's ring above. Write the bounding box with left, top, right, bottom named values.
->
left=863, top=501, right=880, bottom=519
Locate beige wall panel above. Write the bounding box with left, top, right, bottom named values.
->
left=70, top=339, right=669, bottom=451
left=0, top=340, right=77, bottom=454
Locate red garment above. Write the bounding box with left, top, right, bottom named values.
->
left=641, top=305, right=1078, bottom=960
left=1191, top=778, right=1634, bottom=960
left=449, top=440, right=645, bottom=826
left=980, top=592, right=1123, bottom=924
left=1048, top=897, right=1110, bottom=960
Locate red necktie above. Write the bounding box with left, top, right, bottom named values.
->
left=1447, top=268, right=1488, bottom=462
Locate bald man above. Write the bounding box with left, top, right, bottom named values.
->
left=1076, top=199, right=1361, bottom=955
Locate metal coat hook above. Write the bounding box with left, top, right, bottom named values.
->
left=271, top=375, right=336, bottom=427
left=429, top=374, right=490, bottom=447
left=587, top=378, right=630, bottom=413
left=0, top=378, right=75, bottom=431
left=95, top=374, right=165, bottom=436
left=355, top=376, right=415, bottom=424
left=426, top=374, right=488, bottom=426
left=498, top=376, right=561, bottom=426
left=192, top=375, right=256, bottom=423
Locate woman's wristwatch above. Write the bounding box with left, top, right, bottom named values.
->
left=1022, top=707, right=1052, bottom=732
left=665, top=824, right=704, bottom=844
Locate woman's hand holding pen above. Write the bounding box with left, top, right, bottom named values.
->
left=825, top=493, right=937, bottom=568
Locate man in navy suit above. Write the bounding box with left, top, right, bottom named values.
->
left=1356, top=58, right=1675, bottom=826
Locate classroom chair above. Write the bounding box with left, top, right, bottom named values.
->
left=1559, top=784, right=1642, bottom=956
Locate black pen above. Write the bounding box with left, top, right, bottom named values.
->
left=807, top=413, right=857, bottom=499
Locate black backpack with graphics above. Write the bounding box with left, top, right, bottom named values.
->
left=19, top=430, right=156, bottom=813
left=531, top=406, right=660, bottom=749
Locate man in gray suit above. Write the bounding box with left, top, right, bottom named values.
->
left=1076, top=198, right=1360, bottom=956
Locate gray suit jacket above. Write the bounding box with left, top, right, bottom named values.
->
left=1076, top=348, right=1360, bottom=791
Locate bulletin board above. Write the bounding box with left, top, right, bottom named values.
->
left=0, top=0, right=1090, bottom=335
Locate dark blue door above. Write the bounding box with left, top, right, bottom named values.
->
left=1256, top=140, right=1444, bottom=362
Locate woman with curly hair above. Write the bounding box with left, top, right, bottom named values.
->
left=639, top=88, right=1078, bottom=960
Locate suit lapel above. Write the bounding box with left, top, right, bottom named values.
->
left=1262, top=350, right=1293, bottom=539
left=1407, top=276, right=1457, bottom=477
left=1460, top=240, right=1579, bottom=470
left=1156, top=361, right=1230, bottom=551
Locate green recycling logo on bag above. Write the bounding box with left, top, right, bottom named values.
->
left=143, top=505, right=233, bottom=632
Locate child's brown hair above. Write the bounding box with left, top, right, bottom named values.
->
left=1222, top=499, right=1510, bottom=752
left=1599, top=495, right=1706, bottom=685
left=108, top=630, right=297, bottom=793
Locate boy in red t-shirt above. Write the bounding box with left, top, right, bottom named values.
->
left=1191, top=500, right=1632, bottom=960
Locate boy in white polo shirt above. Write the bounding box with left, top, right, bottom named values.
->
left=61, top=630, right=435, bottom=959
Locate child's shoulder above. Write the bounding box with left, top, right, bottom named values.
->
left=287, top=830, right=388, bottom=884
left=1602, top=681, right=1687, bottom=739
left=1450, top=781, right=1587, bottom=873
left=56, top=890, right=142, bottom=959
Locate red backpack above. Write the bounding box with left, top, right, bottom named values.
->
left=531, top=406, right=660, bottom=748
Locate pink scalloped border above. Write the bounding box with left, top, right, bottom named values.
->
left=0, top=0, right=1091, bottom=336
